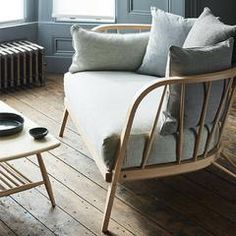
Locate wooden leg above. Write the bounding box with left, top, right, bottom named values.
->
left=37, top=153, right=56, bottom=207
left=102, top=181, right=118, bottom=233
left=59, top=109, right=69, bottom=137
left=221, top=152, right=236, bottom=168
left=212, top=162, right=236, bottom=178
left=212, top=152, right=236, bottom=178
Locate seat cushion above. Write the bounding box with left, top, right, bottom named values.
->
left=64, top=71, right=218, bottom=172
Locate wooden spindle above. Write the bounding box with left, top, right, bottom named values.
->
left=141, top=85, right=167, bottom=168
left=193, top=82, right=212, bottom=160
left=0, top=169, right=19, bottom=187
left=0, top=176, right=13, bottom=189
left=0, top=163, right=26, bottom=185
left=216, top=79, right=236, bottom=148
left=0, top=183, right=6, bottom=191
left=203, top=78, right=233, bottom=157
left=5, top=162, right=32, bottom=183
left=177, top=83, right=185, bottom=164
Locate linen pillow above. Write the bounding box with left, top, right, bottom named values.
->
left=160, top=38, right=234, bottom=135
left=184, top=7, right=236, bottom=62
left=138, top=7, right=196, bottom=77
left=69, top=25, right=150, bottom=73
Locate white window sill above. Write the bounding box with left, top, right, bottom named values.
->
left=54, top=17, right=115, bottom=24
left=0, top=19, right=28, bottom=29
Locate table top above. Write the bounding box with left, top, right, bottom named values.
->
left=0, top=101, right=60, bottom=162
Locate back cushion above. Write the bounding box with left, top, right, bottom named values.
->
left=160, top=38, right=234, bottom=135
left=138, top=7, right=196, bottom=77
left=69, top=25, right=150, bottom=73
left=184, top=7, right=236, bottom=63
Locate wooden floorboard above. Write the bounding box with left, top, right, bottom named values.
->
left=0, top=220, right=16, bottom=236
left=0, top=74, right=236, bottom=236
left=162, top=174, right=236, bottom=223
left=0, top=196, right=55, bottom=236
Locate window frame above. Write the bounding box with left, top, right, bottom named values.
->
left=52, top=0, right=116, bottom=23
left=0, top=0, right=26, bottom=25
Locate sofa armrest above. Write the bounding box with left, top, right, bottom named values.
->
left=92, top=24, right=151, bottom=33
left=114, top=67, right=236, bottom=171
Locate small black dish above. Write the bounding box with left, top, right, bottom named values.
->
left=29, top=127, right=48, bottom=140
left=0, top=113, right=24, bottom=137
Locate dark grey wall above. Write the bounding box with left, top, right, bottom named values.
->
left=186, top=0, right=236, bottom=24
left=38, top=0, right=185, bottom=73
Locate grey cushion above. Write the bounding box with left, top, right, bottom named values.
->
left=184, top=7, right=236, bottom=50
left=161, top=38, right=234, bottom=135
left=69, top=25, right=149, bottom=73
left=138, top=7, right=196, bottom=77
left=64, top=71, right=218, bottom=171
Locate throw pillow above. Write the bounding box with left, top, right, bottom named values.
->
left=184, top=7, right=236, bottom=64
left=160, top=38, right=234, bottom=135
left=138, top=7, right=196, bottom=77
left=69, top=25, right=150, bottom=73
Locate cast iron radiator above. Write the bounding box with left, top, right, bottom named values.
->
left=0, top=41, right=45, bottom=91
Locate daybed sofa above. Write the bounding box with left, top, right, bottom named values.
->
left=59, top=8, right=236, bottom=233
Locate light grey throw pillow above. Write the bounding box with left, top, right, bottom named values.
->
left=184, top=7, right=236, bottom=50
left=138, top=8, right=196, bottom=77
left=184, top=7, right=236, bottom=87
left=69, top=25, right=150, bottom=73
left=161, top=38, right=234, bottom=135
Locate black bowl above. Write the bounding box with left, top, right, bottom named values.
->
left=0, top=113, right=24, bottom=137
left=29, top=127, right=48, bottom=140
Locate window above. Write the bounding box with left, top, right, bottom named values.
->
left=0, top=0, right=25, bottom=23
left=52, top=0, right=115, bottom=22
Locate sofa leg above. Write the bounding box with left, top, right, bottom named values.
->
left=102, top=182, right=118, bottom=233
left=212, top=152, right=236, bottom=178
left=221, top=152, right=236, bottom=168
left=59, top=109, right=69, bottom=137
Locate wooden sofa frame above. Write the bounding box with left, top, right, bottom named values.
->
left=59, top=24, right=236, bottom=233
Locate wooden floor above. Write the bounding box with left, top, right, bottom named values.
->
left=0, top=74, right=236, bottom=236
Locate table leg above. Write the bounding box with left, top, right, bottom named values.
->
left=36, top=153, right=56, bottom=207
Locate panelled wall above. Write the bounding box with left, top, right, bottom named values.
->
left=116, top=0, right=185, bottom=23
left=0, top=0, right=235, bottom=73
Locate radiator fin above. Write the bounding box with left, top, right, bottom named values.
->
left=0, top=40, right=45, bottom=91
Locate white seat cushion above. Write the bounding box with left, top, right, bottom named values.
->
left=64, top=71, right=218, bottom=172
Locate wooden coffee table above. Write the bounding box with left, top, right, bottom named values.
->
left=0, top=101, right=60, bottom=206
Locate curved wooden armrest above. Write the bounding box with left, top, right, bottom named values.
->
left=128, top=67, right=236, bottom=116
left=113, top=67, right=236, bottom=173
left=92, top=23, right=151, bottom=32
